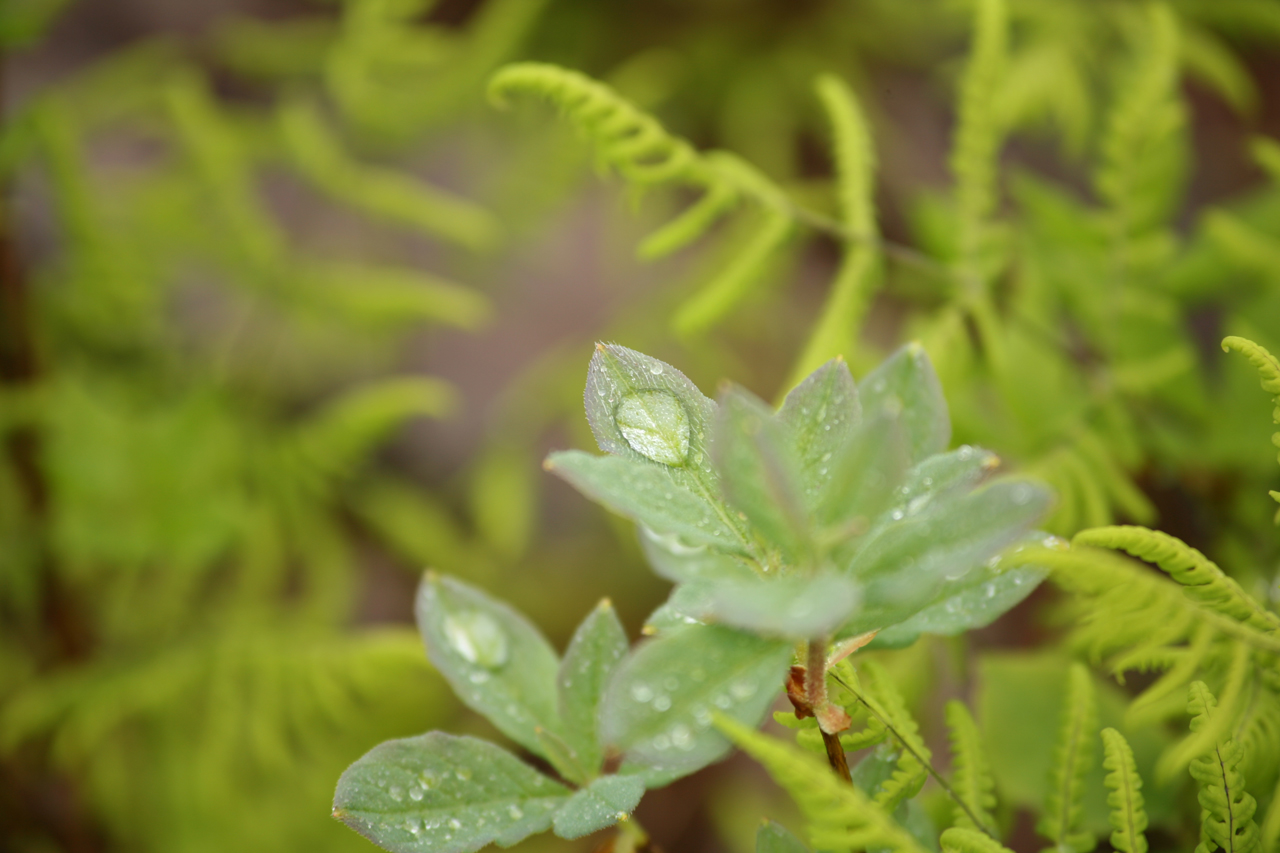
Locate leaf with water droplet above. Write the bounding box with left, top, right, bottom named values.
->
left=638, top=525, right=761, bottom=585
left=584, top=343, right=716, bottom=467
left=546, top=451, right=747, bottom=554
left=839, top=479, right=1052, bottom=635
left=334, top=732, right=571, bottom=853
left=818, top=413, right=910, bottom=535
left=870, top=557, right=1047, bottom=649
left=557, top=599, right=629, bottom=780
left=601, top=624, right=791, bottom=780
left=777, top=357, right=862, bottom=500
left=860, top=343, right=950, bottom=465
left=615, top=391, right=691, bottom=466
left=756, top=819, right=810, bottom=853
left=551, top=775, right=646, bottom=839
left=659, top=572, right=862, bottom=639
left=713, top=385, right=811, bottom=559
left=417, top=574, right=563, bottom=760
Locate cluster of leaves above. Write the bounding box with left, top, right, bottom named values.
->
left=335, top=341, right=1056, bottom=852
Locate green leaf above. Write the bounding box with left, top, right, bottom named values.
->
left=869, top=562, right=1047, bottom=649
left=601, top=624, right=792, bottom=780
left=1186, top=681, right=1261, bottom=853
left=551, top=775, right=646, bottom=839
left=415, top=573, right=562, bottom=760
left=583, top=343, right=716, bottom=469
left=757, top=820, right=810, bottom=853
left=638, top=525, right=761, bottom=585
left=1101, top=728, right=1148, bottom=853
left=842, top=480, right=1052, bottom=634
left=818, top=413, right=910, bottom=533
left=946, top=700, right=997, bottom=832
left=714, top=385, right=810, bottom=559
left=859, top=343, right=950, bottom=464
left=777, top=358, right=862, bottom=502
left=558, top=599, right=629, bottom=779
left=660, top=572, right=862, bottom=638
left=545, top=451, right=747, bottom=555
left=1038, top=663, right=1099, bottom=853
left=333, top=732, right=571, bottom=853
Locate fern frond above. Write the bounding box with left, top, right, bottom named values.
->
left=277, top=98, right=499, bottom=250
left=1038, top=663, right=1098, bottom=853
left=1187, top=682, right=1262, bottom=853
left=946, top=700, right=996, bottom=833
left=951, top=0, right=1008, bottom=280
left=852, top=661, right=931, bottom=811
left=1260, top=777, right=1280, bottom=853
left=1072, top=526, right=1280, bottom=635
left=716, top=716, right=930, bottom=853
left=941, top=827, right=1015, bottom=853
left=1094, top=2, right=1183, bottom=244
left=1222, top=336, right=1280, bottom=507
left=785, top=74, right=882, bottom=388
left=1101, top=728, right=1148, bottom=853
left=489, top=62, right=797, bottom=336
left=1160, top=642, right=1252, bottom=780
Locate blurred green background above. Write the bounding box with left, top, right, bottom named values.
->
left=5, top=0, right=1280, bottom=851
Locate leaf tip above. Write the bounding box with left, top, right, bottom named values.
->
left=599, top=597, right=614, bottom=610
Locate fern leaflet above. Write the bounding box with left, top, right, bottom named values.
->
left=1222, top=335, right=1280, bottom=513
left=1038, top=662, right=1098, bottom=853
left=1101, top=728, right=1148, bottom=853
left=717, top=715, right=929, bottom=853
left=946, top=700, right=996, bottom=833
left=941, top=827, right=1016, bottom=853
left=1187, top=682, right=1262, bottom=853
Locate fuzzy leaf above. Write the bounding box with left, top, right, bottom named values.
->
left=333, top=733, right=571, bottom=853
left=859, top=343, right=950, bottom=464
left=545, top=451, right=746, bottom=555
left=558, top=600, right=629, bottom=780
left=582, top=343, right=715, bottom=468
left=757, top=820, right=810, bottom=853
left=870, top=562, right=1046, bottom=649
left=551, top=775, right=645, bottom=840
left=842, top=480, right=1052, bottom=634
left=601, top=624, right=792, bottom=779
left=776, top=357, right=862, bottom=500
left=659, top=572, right=862, bottom=639
left=817, top=413, right=911, bottom=533
left=415, top=574, right=562, bottom=760
left=714, top=385, right=810, bottom=559
left=637, top=525, right=761, bottom=585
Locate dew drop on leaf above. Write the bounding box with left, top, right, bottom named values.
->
left=443, top=611, right=509, bottom=668
left=614, top=391, right=690, bottom=466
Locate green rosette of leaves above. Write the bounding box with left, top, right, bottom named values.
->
left=333, top=343, right=1053, bottom=853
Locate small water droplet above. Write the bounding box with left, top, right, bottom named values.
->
left=649, top=363, right=664, bottom=375
left=508, top=804, right=524, bottom=819
left=983, top=583, right=996, bottom=599
left=1011, top=484, right=1033, bottom=506
left=692, top=704, right=712, bottom=726
left=469, top=670, right=490, bottom=684
left=631, top=683, right=654, bottom=703
left=404, top=818, right=421, bottom=835
left=409, top=786, right=424, bottom=802
left=714, top=694, right=731, bottom=709
left=671, top=724, right=693, bottom=750
left=662, top=676, right=679, bottom=691
left=444, top=611, right=509, bottom=668
left=449, top=818, right=462, bottom=830
left=653, top=695, right=672, bottom=712
left=455, top=768, right=472, bottom=782
left=615, top=391, right=690, bottom=466
left=890, top=509, right=905, bottom=521
left=652, top=734, right=671, bottom=751
left=730, top=679, right=757, bottom=700
left=906, top=494, right=930, bottom=515
left=389, top=785, right=404, bottom=802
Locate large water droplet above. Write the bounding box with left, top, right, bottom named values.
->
left=615, top=391, right=690, bottom=466
left=444, top=611, right=509, bottom=668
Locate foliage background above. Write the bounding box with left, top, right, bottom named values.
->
left=5, top=0, right=1280, bottom=851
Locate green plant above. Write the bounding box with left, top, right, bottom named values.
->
left=334, top=341, right=1055, bottom=852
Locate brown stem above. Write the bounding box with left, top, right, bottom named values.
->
left=821, top=729, right=853, bottom=785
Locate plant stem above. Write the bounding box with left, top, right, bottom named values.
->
left=805, top=637, right=853, bottom=784
left=615, top=814, right=664, bottom=853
